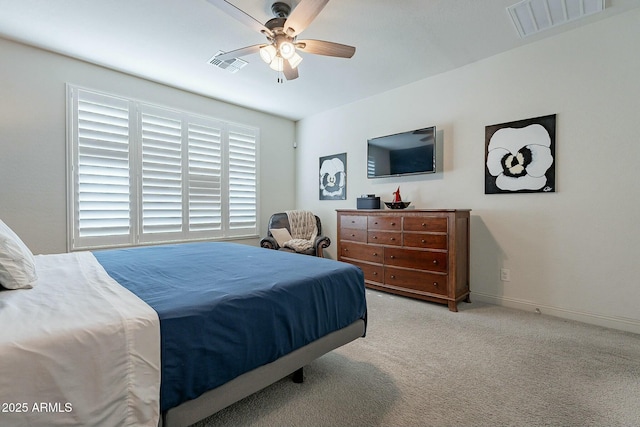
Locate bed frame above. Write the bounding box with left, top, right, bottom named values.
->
left=160, top=319, right=366, bottom=427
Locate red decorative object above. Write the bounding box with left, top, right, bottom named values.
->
left=393, top=187, right=402, bottom=203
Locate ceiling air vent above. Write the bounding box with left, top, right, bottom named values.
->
left=507, top=0, right=605, bottom=38
left=208, top=51, right=248, bottom=73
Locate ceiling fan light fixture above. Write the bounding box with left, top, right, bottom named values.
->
left=259, top=45, right=277, bottom=64
left=269, top=55, right=284, bottom=72
left=288, top=52, right=303, bottom=69
left=278, top=40, right=296, bottom=60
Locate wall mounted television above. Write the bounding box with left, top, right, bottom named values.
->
left=367, top=126, right=436, bottom=178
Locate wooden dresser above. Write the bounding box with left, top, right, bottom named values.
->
left=337, top=209, right=471, bottom=312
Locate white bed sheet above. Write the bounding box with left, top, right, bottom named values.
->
left=0, top=251, right=160, bottom=427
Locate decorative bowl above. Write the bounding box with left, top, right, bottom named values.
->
left=384, top=201, right=411, bottom=209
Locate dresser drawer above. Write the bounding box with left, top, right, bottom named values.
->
left=385, top=267, right=448, bottom=296
left=340, top=215, right=367, bottom=230
left=341, top=228, right=367, bottom=242
left=368, top=216, right=401, bottom=231
left=340, top=241, right=384, bottom=264
left=349, top=260, right=384, bottom=284
left=403, top=217, right=447, bottom=233
left=368, top=231, right=402, bottom=246
left=384, top=247, right=447, bottom=273
left=403, top=233, right=447, bottom=250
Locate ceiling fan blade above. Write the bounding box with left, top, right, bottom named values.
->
left=207, top=0, right=273, bottom=37
left=283, top=61, right=299, bottom=81
left=296, top=40, right=355, bottom=58
left=283, top=0, right=329, bottom=36
left=214, top=44, right=263, bottom=62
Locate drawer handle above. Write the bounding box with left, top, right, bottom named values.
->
left=391, top=222, right=396, bottom=226
left=390, top=275, right=396, bottom=279
left=433, top=260, right=438, bottom=265
left=344, top=249, right=349, bottom=252
left=374, top=221, right=378, bottom=225
left=433, top=282, right=438, bottom=287
left=390, top=237, right=396, bottom=241
left=390, top=255, right=395, bottom=259
left=373, top=252, right=378, bottom=256
left=351, top=233, right=356, bottom=237
left=422, top=223, right=426, bottom=227
left=421, top=239, right=426, bottom=243
left=373, top=236, right=378, bottom=239
left=351, top=220, right=356, bottom=223
left=373, top=272, right=378, bottom=276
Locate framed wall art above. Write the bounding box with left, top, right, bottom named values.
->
left=319, top=152, right=347, bottom=200
left=485, top=114, right=556, bottom=194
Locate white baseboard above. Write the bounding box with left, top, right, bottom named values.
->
left=471, top=292, right=640, bottom=335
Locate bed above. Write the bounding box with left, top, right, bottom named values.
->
left=0, top=233, right=367, bottom=427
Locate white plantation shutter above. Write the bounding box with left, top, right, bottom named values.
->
left=188, top=121, right=223, bottom=233
left=228, top=125, right=257, bottom=234
left=71, top=89, right=132, bottom=248
left=68, top=86, right=259, bottom=250
left=139, top=106, right=183, bottom=240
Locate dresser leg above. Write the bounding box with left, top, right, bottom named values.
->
left=447, top=301, right=458, bottom=312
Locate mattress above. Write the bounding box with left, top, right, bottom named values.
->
left=94, top=241, right=367, bottom=412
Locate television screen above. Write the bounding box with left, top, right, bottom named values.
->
left=367, top=126, right=436, bottom=178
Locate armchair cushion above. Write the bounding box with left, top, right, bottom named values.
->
left=269, top=228, right=293, bottom=247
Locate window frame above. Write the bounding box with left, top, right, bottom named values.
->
left=66, top=85, right=259, bottom=251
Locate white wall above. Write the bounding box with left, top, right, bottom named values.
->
left=0, top=37, right=296, bottom=254
left=295, top=9, right=640, bottom=333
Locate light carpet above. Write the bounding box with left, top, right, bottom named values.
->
left=191, top=290, right=640, bottom=426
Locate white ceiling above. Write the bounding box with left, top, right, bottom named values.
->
left=1, top=0, right=639, bottom=121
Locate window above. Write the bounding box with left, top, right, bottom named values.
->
left=67, top=86, right=258, bottom=250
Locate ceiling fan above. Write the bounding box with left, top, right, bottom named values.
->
left=207, top=0, right=356, bottom=82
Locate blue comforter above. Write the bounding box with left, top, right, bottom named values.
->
left=94, top=242, right=367, bottom=411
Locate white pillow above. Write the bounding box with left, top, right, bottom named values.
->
left=0, top=219, right=38, bottom=289
left=269, top=228, right=293, bottom=247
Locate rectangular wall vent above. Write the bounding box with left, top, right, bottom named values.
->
left=208, top=51, right=248, bottom=73
left=507, top=0, right=605, bottom=38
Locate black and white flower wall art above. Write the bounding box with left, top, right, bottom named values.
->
left=319, top=152, right=347, bottom=200
left=485, top=114, right=556, bottom=194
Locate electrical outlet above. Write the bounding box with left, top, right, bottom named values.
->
left=500, top=268, right=511, bottom=282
